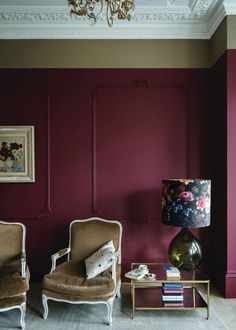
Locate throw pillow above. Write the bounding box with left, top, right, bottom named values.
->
left=85, top=240, right=115, bottom=279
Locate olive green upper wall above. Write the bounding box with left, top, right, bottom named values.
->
left=210, top=15, right=236, bottom=65
left=0, top=15, right=235, bottom=69
left=210, top=17, right=227, bottom=66
left=0, top=40, right=210, bottom=69
left=227, top=15, right=236, bottom=49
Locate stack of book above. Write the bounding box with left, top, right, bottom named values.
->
left=162, top=282, right=184, bottom=307
left=165, top=267, right=181, bottom=280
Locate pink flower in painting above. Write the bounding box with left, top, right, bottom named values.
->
left=196, top=197, right=206, bottom=211
left=179, top=191, right=193, bottom=202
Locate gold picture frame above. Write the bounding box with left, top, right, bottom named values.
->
left=0, top=126, right=35, bottom=183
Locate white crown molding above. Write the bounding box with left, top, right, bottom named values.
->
left=205, top=0, right=226, bottom=37
left=224, top=0, right=236, bottom=14
left=0, top=0, right=233, bottom=40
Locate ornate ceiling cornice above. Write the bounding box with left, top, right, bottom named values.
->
left=0, top=0, right=234, bottom=39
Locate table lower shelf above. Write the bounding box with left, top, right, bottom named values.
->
left=133, top=287, right=208, bottom=310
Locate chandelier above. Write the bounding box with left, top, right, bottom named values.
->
left=68, top=0, right=135, bottom=27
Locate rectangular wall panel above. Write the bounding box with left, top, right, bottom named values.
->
left=94, top=85, right=188, bottom=219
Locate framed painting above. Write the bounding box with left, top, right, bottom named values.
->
left=0, top=126, right=35, bottom=183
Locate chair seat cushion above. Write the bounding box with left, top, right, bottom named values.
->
left=0, top=268, right=30, bottom=299
left=43, top=260, right=120, bottom=300
left=0, top=294, right=26, bottom=309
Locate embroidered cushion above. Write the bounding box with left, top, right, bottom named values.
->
left=85, top=240, right=115, bottom=279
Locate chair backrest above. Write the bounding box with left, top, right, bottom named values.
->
left=0, top=221, right=25, bottom=267
left=69, top=217, right=122, bottom=262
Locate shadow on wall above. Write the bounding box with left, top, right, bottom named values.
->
left=120, top=187, right=170, bottom=275
left=128, top=188, right=161, bottom=225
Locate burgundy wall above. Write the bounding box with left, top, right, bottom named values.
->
left=226, top=50, right=236, bottom=297
left=211, top=50, right=236, bottom=298
left=211, top=52, right=228, bottom=295
left=0, top=69, right=211, bottom=281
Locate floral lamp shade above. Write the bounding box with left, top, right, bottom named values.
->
left=162, top=179, right=211, bottom=228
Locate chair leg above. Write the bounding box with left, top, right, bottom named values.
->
left=42, top=294, right=49, bottom=319
left=116, top=279, right=121, bottom=298
left=106, top=297, right=114, bottom=326
left=20, top=302, right=26, bottom=330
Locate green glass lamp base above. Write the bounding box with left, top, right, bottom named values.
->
left=168, top=228, right=202, bottom=271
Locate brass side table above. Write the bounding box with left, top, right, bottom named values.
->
left=130, top=262, right=210, bottom=319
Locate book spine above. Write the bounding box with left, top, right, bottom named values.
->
left=162, top=294, right=183, bottom=297
left=166, top=274, right=181, bottom=277
left=163, top=290, right=183, bottom=294
left=162, top=298, right=183, bottom=300
left=162, top=283, right=183, bottom=288
left=163, top=303, right=184, bottom=307
left=162, top=299, right=183, bottom=302
left=163, top=284, right=183, bottom=287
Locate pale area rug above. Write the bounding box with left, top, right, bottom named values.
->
left=0, top=284, right=228, bottom=330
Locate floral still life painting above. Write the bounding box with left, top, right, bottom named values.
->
left=0, top=126, right=35, bottom=183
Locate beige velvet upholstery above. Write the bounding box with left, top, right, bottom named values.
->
left=0, top=269, right=30, bottom=299
left=0, top=295, right=26, bottom=309
left=42, top=217, right=122, bottom=325
left=0, top=221, right=30, bottom=330
left=70, top=220, right=120, bottom=261
left=0, top=224, right=22, bottom=265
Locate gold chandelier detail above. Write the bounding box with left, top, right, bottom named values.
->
left=68, top=0, right=135, bottom=27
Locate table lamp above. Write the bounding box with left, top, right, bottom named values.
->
left=162, top=179, right=211, bottom=270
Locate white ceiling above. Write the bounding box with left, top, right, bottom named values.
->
left=0, top=0, right=235, bottom=39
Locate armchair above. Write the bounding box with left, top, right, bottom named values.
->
left=0, top=221, right=30, bottom=329
left=42, top=217, right=122, bottom=325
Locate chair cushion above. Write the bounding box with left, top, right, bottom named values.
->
left=0, top=268, right=30, bottom=299
left=85, top=240, right=115, bottom=279
left=43, top=260, right=120, bottom=300
left=0, top=295, right=26, bottom=309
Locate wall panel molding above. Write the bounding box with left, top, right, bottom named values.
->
left=91, top=80, right=190, bottom=221
left=38, top=90, right=52, bottom=218
left=1, top=89, right=52, bottom=220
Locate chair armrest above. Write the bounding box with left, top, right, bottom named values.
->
left=112, top=250, right=120, bottom=263
left=111, top=250, right=120, bottom=282
left=21, top=253, right=27, bottom=278
left=50, top=247, right=71, bottom=273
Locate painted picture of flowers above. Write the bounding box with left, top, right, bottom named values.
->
left=162, top=179, right=211, bottom=228
left=0, top=126, right=35, bottom=182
